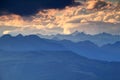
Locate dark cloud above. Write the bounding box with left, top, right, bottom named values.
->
left=0, top=0, right=74, bottom=16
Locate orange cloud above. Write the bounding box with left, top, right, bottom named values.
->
left=0, top=4, right=120, bottom=35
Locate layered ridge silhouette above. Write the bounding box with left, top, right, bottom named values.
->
left=0, top=34, right=120, bottom=61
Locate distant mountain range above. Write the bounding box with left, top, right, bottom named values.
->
left=0, top=35, right=120, bottom=80
left=0, top=34, right=66, bottom=51
left=0, top=34, right=120, bottom=61
left=37, top=31, right=120, bottom=46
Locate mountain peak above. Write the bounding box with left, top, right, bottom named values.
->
left=16, top=34, right=24, bottom=38
left=96, top=32, right=112, bottom=36
left=71, top=31, right=86, bottom=36
left=71, top=31, right=79, bottom=35
left=1, top=34, right=13, bottom=39
left=25, top=35, right=42, bottom=40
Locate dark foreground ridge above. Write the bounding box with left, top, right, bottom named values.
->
left=0, top=50, right=120, bottom=80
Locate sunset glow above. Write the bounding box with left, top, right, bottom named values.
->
left=0, top=0, right=120, bottom=35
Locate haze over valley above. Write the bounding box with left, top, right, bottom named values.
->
left=0, top=0, right=120, bottom=80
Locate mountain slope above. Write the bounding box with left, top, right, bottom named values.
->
left=0, top=34, right=120, bottom=61
left=0, top=34, right=65, bottom=51
left=49, top=32, right=120, bottom=46
left=0, top=50, right=120, bottom=80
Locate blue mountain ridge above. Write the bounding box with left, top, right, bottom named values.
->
left=0, top=50, right=120, bottom=80
left=0, top=34, right=120, bottom=80
left=0, top=34, right=120, bottom=61
left=37, top=31, right=120, bottom=46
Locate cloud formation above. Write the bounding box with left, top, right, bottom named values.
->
left=0, top=1, right=120, bottom=35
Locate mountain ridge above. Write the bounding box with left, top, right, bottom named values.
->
left=37, top=31, right=120, bottom=46
left=0, top=34, right=120, bottom=61
left=0, top=50, right=120, bottom=80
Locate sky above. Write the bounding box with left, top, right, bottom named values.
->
left=0, top=0, right=120, bottom=35
left=0, top=0, right=73, bottom=15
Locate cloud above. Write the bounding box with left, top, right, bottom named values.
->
left=68, top=22, right=120, bottom=35
left=0, top=2, right=120, bottom=35
left=86, top=0, right=108, bottom=9
left=3, top=30, right=11, bottom=34
left=0, top=14, right=27, bottom=27
left=0, top=26, right=17, bottom=36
